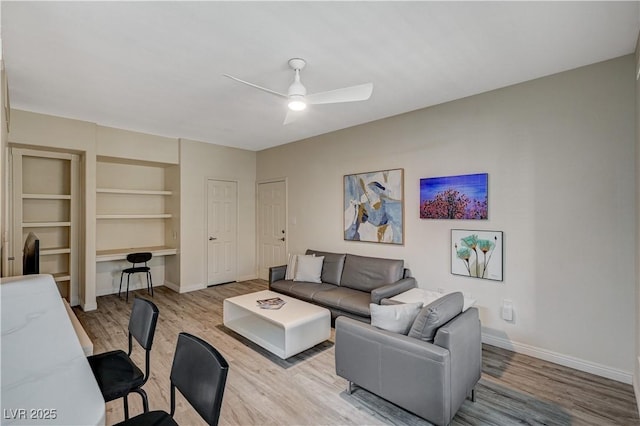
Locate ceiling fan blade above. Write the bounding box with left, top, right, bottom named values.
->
left=223, top=74, right=287, bottom=98
left=306, top=83, right=373, bottom=105
left=283, top=109, right=303, bottom=125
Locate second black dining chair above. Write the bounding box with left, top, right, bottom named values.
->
left=88, top=297, right=159, bottom=420
left=119, top=252, right=153, bottom=302
left=115, top=332, right=229, bottom=426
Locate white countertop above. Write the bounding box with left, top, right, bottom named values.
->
left=1, top=274, right=105, bottom=425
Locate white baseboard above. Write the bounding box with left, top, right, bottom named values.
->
left=163, top=280, right=180, bottom=293
left=237, top=273, right=258, bottom=282
left=482, top=333, right=632, bottom=384
left=178, top=283, right=205, bottom=293
left=634, top=357, right=640, bottom=417
left=81, top=302, right=98, bottom=312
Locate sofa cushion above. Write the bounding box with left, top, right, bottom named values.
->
left=340, top=254, right=404, bottom=292
left=370, top=302, right=423, bottom=334
left=312, top=287, right=372, bottom=317
left=270, top=280, right=296, bottom=294
left=306, top=250, right=346, bottom=285
left=286, top=282, right=337, bottom=302
left=294, top=256, right=325, bottom=283
left=408, top=292, right=464, bottom=343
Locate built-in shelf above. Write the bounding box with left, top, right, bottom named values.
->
left=22, top=193, right=72, bottom=200
left=97, top=188, right=172, bottom=196
left=96, top=246, right=178, bottom=262
left=96, top=214, right=172, bottom=220
left=41, top=247, right=72, bottom=256
left=52, top=272, right=71, bottom=282
left=22, top=221, right=72, bottom=227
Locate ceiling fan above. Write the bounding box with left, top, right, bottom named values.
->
left=224, top=58, right=373, bottom=125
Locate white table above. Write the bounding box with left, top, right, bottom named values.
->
left=1, top=274, right=105, bottom=425
left=223, top=290, right=330, bottom=359
left=386, top=288, right=476, bottom=312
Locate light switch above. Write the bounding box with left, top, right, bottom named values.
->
left=501, top=299, right=513, bottom=321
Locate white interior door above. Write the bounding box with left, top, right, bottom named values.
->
left=207, top=179, right=237, bottom=286
left=257, top=180, right=287, bottom=280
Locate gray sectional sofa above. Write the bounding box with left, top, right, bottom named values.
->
left=268, top=249, right=416, bottom=322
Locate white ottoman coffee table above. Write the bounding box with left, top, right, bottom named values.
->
left=223, top=290, right=331, bottom=359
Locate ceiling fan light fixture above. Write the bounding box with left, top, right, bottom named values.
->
left=288, top=95, right=306, bottom=111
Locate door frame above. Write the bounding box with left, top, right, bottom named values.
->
left=256, top=177, right=288, bottom=279
left=204, top=177, right=239, bottom=287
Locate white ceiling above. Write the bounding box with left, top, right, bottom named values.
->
left=2, top=1, right=639, bottom=151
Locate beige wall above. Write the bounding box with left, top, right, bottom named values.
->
left=257, top=55, right=636, bottom=382
left=178, top=138, right=256, bottom=292
left=8, top=110, right=98, bottom=310
left=96, top=125, right=178, bottom=164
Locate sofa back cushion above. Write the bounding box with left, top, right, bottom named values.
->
left=340, top=254, right=404, bottom=292
left=306, top=250, right=346, bottom=285
left=408, top=292, right=464, bottom=343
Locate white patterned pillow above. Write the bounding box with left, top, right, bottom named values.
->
left=370, top=302, right=423, bottom=334
left=285, top=254, right=315, bottom=280
left=285, top=254, right=298, bottom=280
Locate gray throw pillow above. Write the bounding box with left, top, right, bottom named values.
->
left=306, top=250, right=346, bottom=285
left=408, top=292, right=464, bottom=342
left=370, top=302, right=423, bottom=334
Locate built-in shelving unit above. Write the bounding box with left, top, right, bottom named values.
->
left=11, top=148, right=80, bottom=303
left=96, top=157, right=175, bottom=252
left=95, top=156, right=179, bottom=295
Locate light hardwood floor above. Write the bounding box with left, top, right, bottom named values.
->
left=75, top=280, right=640, bottom=426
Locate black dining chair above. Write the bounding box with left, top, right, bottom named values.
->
left=119, top=252, right=153, bottom=302
left=88, top=297, right=159, bottom=420
left=114, top=332, right=230, bottom=426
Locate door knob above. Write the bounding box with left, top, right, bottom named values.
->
left=209, top=237, right=217, bottom=241
left=279, top=237, right=285, bottom=241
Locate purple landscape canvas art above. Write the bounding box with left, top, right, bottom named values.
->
left=420, top=173, right=488, bottom=219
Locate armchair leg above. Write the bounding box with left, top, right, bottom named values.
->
left=347, top=381, right=355, bottom=395
left=471, top=387, right=476, bottom=402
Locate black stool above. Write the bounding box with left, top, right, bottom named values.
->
left=119, top=252, right=153, bottom=301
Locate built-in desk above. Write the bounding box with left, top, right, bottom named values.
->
left=96, top=245, right=177, bottom=262
left=1, top=274, right=105, bottom=425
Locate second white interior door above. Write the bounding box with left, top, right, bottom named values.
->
left=207, top=179, right=237, bottom=286
left=257, top=180, right=287, bottom=280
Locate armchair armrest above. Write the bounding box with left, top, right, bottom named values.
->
left=269, top=265, right=287, bottom=285
left=370, top=277, right=417, bottom=304
left=434, top=307, right=482, bottom=417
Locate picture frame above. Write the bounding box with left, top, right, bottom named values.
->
left=451, top=229, right=503, bottom=281
left=420, top=173, right=488, bottom=219
left=344, top=168, right=404, bottom=244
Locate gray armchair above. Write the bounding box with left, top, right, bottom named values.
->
left=335, top=303, right=481, bottom=426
